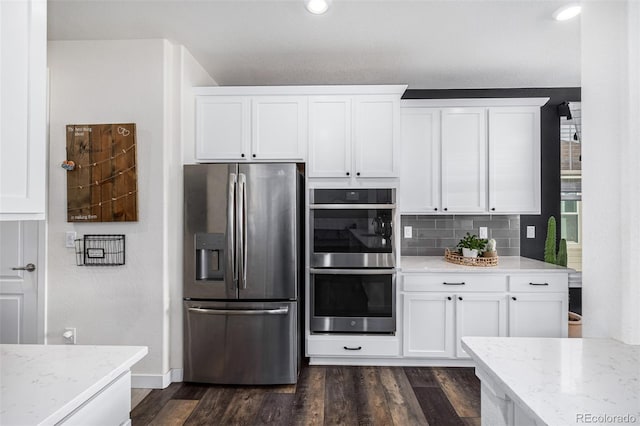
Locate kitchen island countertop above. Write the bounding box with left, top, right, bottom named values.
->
left=0, top=344, right=147, bottom=425
left=400, top=256, right=571, bottom=273
left=461, top=337, right=640, bottom=426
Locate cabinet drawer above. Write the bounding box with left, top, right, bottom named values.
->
left=509, top=274, right=567, bottom=292
left=307, top=336, right=399, bottom=357
left=403, top=274, right=507, bottom=292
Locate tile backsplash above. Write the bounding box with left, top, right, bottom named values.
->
left=401, top=215, right=520, bottom=256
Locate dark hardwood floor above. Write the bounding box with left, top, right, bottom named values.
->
left=131, top=365, right=480, bottom=426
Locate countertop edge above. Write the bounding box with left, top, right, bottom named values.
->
left=399, top=256, right=574, bottom=274
left=40, top=346, right=148, bottom=426
left=461, top=337, right=548, bottom=426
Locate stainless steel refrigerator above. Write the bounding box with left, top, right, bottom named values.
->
left=183, top=163, right=303, bottom=384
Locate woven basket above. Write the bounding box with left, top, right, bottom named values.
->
left=444, top=248, right=499, bottom=267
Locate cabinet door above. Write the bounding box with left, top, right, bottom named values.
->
left=455, top=293, right=507, bottom=358
left=441, top=108, right=487, bottom=213
left=509, top=293, right=567, bottom=337
left=308, top=96, right=352, bottom=177
left=0, top=0, right=46, bottom=220
left=403, top=293, right=454, bottom=358
left=489, top=107, right=541, bottom=214
left=195, top=96, right=250, bottom=161
left=354, top=96, right=399, bottom=178
left=252, top=96, right=307, bottom=160
left=400, top=108, right=441, bottom=213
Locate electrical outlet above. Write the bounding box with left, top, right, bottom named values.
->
left=479, top=227, right=488, bottom=239
left=63, top=327, right=76, bottom=344
left=527, top=226, right=536, bottom=239
left=404, top=226, right=413, bottom=239
left=65, top=231, right=76, bottom=248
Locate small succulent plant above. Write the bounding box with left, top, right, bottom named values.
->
left=486, top=238, right=496, bottom=252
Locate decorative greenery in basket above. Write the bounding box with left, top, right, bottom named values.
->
left=456, top=233, right=488, bottom=258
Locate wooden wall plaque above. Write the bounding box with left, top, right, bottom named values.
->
left=66, top=123, right=138, bottom=222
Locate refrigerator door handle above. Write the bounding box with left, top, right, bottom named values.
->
left=228, top=173, right=238, bottom=282
left=187, top=307, right=289, bottom=316
left=239, top=173, right=248, bottom=289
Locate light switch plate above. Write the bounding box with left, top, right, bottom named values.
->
left=404, top=226, right=413, bottom=239
left=526, top=226, right=536, bottom=238
left=65, top=231, right=76, bottom=248
left=479, top=227, right=488, bottom=239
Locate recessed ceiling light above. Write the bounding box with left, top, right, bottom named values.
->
left=553, top=3, right=582, bottom=21
left=305, top=0, right=331, bottom=15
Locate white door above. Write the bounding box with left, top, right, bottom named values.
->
left=403, top=293, right=454, bottom=358
left=251, top=96, right=307, bottom=160
left=0, top=221, right=40, bottom=343
left=488, top=107, right=541, bottom=214
left=455, top=293, right=507, bottom=358
left=400, top=107, right=441, bottom=213
left=308, top=96, right=352, bottom=178
left=441, top=108, right=487, bottom=213
left=509, top=293, right=568, bottom=337
left=354, top=95, right=399, bottom=178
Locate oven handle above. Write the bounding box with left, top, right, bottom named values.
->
left=309, top=203, right=395, bottom=210
left=310, top=268, right=395, bottom=275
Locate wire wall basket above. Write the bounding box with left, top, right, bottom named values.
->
left=75, top=234, right=125, bottom=266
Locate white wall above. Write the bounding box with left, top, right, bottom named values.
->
left=582, top=1, right=640, bottom=344
left=48, top=39, right=215, bottom=384
left=168, top=47, right=216, bottom=373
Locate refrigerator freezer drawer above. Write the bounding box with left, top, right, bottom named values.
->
left=183, top=300, right=299, bottom=385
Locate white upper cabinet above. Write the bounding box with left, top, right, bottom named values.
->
left=251, top=96, right=307, bottom=160
left=194, top=86, right=406, bottom=167
left=308, top=96, right=352, bottom=177
left=399, top=98, right=548, bottom=215
left=400, top=108, right=440, bottom=212
left=308, top=92, right=403, bottom=179
left=489, top=107, right=541, bottom=214
left=196, top=96, right=250, bottom=160
left=441, top=108, right=487, bottom=213
left=195, top=91, right=307, bottom=162
left=0, top=0, right=47, bottom=220
left=353, top=95, right=399, bottom=178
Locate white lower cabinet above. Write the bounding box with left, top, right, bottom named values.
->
left=403, top=293, right=454, bottom=358
left=307, top=335, right=399, bottom=358
left=402, top=272, right=568, bottom=360
left=455, top=293, right=507, bottom=358
left=402, top=292, right=506, bottom=359
left=508, top=293, right=568, bottom=338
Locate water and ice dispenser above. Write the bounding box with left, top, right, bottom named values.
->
left=195, top=233, right=225, bottom=281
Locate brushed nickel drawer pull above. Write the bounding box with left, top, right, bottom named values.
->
left=343, top=346, right=362, bottom=351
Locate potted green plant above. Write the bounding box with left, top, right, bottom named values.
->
left=456, top=233, right=487, bottom=258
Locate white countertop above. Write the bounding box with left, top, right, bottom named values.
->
left=0, top=344, right=148, bottom=426
left=461, top=337, right=640, bottom=426
left=400, top=256, right=571, bottom=273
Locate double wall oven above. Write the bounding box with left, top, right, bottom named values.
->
left=310, top=188, right=396, bottom=334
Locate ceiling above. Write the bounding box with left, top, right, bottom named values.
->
left=47, top=0, right=581, bottom=89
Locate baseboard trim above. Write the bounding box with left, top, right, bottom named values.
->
left=171, top=368, right=183, bottom=383
left=132, top=368, right=183, bottom=389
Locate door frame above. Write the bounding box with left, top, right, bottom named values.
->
left=36, top=220, right=46, bottom=343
